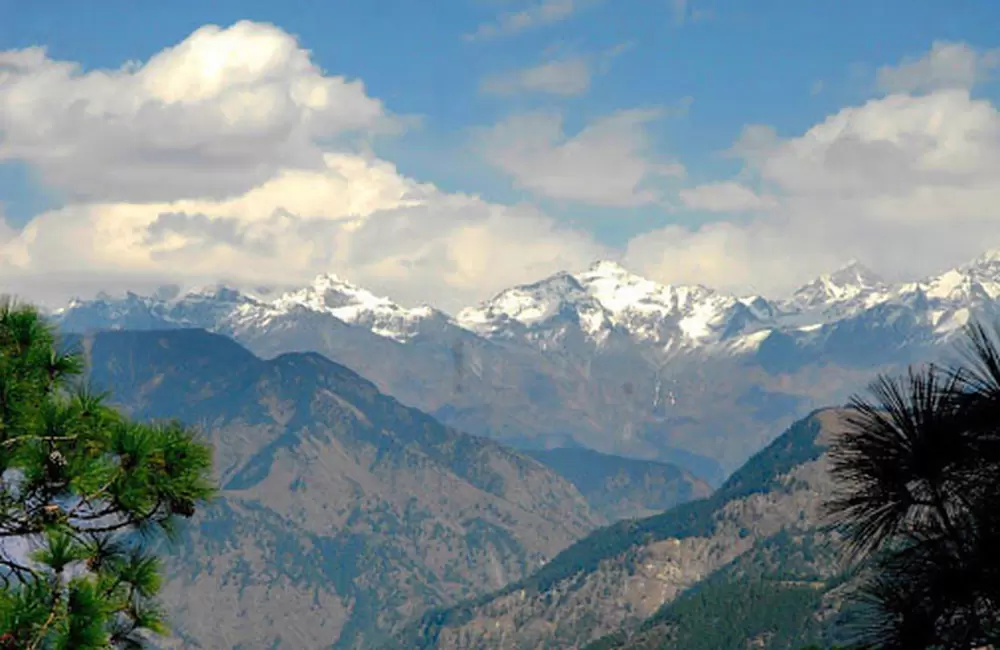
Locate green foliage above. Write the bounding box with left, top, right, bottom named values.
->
left=582, top=530, right=858, bottom=650
left=588, top=578, right=825, bottom=650
left=0, top=300, right=215, bottom=649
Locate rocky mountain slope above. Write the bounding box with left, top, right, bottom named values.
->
left=524, top=447, right=713, bottom=522
left=68, top=328, right=604, bottom=649
left=393, top=409, right=853, bottom=650
left=50, top=250, right=1000, bottom=476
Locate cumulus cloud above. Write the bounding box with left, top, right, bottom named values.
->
left=0, top=21, right=399, bottom=203
left=5, top=30, right=1000, bottom=312
left=0, top=153, right=607, bottom=311
left=480, top=57, right=592, bottom=96
left=475, top=108, right=685, bottom=206
left=626, top=85, right=1000, bottom=295
left=0, top=21, right=609, bottom=311
left=876, top=41, right=1000, bottom=94
left=465, top=0, right=589, bottom=41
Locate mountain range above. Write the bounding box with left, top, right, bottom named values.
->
left=67, top=325, right=897, bottom=649
left=43, top=247, right=997, bottom=647
left=51, top=249, right=1000, bottom=479
left=68, top=327, right=705, bottom=648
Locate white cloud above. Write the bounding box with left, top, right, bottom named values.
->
left=0, top=22, right=608, bottom=311
left=0, top=21, right=399, bottom=203
left=480, top=57, right=591, bottom=96
left=479, top=42, right=630, bottom=97
left=0, top=210, right=14, bottom=263
left=465, top=0, right=588, bottom=41
left=5, top=31, right=1000, bottom=312
left=626, top=85, right=1000, bottom=295
left=0, top=153, right=607, bottom=312
left=876, top=41, right=1000, bottom=94
left=475, top=108, right=685, bottom=206
left=678, top=182, right=776, bottom=213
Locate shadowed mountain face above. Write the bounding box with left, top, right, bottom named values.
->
left=523, top=448, right=713, bottom=522
left=394, top=409, right=856, bottom=650
left=66, top=329, right=604, bottom=649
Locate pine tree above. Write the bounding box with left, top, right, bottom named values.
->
left=0, top=299, right=215, bottom=649
left=826, top=322, right=1000, bottom=649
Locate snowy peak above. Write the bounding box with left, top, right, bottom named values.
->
left=584, top=259, right=632, bottom=278
left=827, top=260, right=883, bottom=287
left=457, top=272, right=613, bottom=340
left=575, top=262, right=753, bottom=345
left=52, top=247, right=1000, bottom=355
left=586, top=260, right=624, bottom=274
left=921, top=252, right=1000, bottom=302
left=959, top=249, right=1000, bottom=283
left=460, top=261, right=774, bottom=348
left=577, top=262, right=715, bottom=316
left=791, top=260, right=888, bottom=310
left=180, top=284, right=260, bottom=306
left=266, top=273, right=448, bottom=341
left=273, top=273, right=395, bottom=316
left=54, top=272, right=449, bottom=344
left=971, top=248, right=1000, bottom=265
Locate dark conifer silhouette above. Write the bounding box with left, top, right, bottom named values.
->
left=826, top=322, right=1000, bottom=649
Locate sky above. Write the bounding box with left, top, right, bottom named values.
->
left=1, top=0, right=1000, bottom=312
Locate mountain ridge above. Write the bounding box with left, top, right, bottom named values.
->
left=69, top=327, right=606, bottom=649
left=53, top=249, right=1000, bottom=350
left=522, top=447, right=714, bottom=522
left=391, top=408, right=852, bottom=650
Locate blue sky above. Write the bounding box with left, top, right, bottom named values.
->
left=1, top=0, right=1000, bottom=309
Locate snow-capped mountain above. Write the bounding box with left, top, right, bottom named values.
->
left=456, top=270, right=617, bottom=347
left=894, top=250, right=1000, bottom=336
left=47, top=248, right=1000, bottom=478
left=783, top=261, right=893, bottom=324
left=920, top=249, right=1000, bottom=303
left=55, top=273, right=451, bottom=344
left=741, top=250, right=1000, bottom=372
left=247, top=273, right=451, bottom=342
left=458, top=260, right=778, bottom=352
left=53, top=249, right=1000, bottom=355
